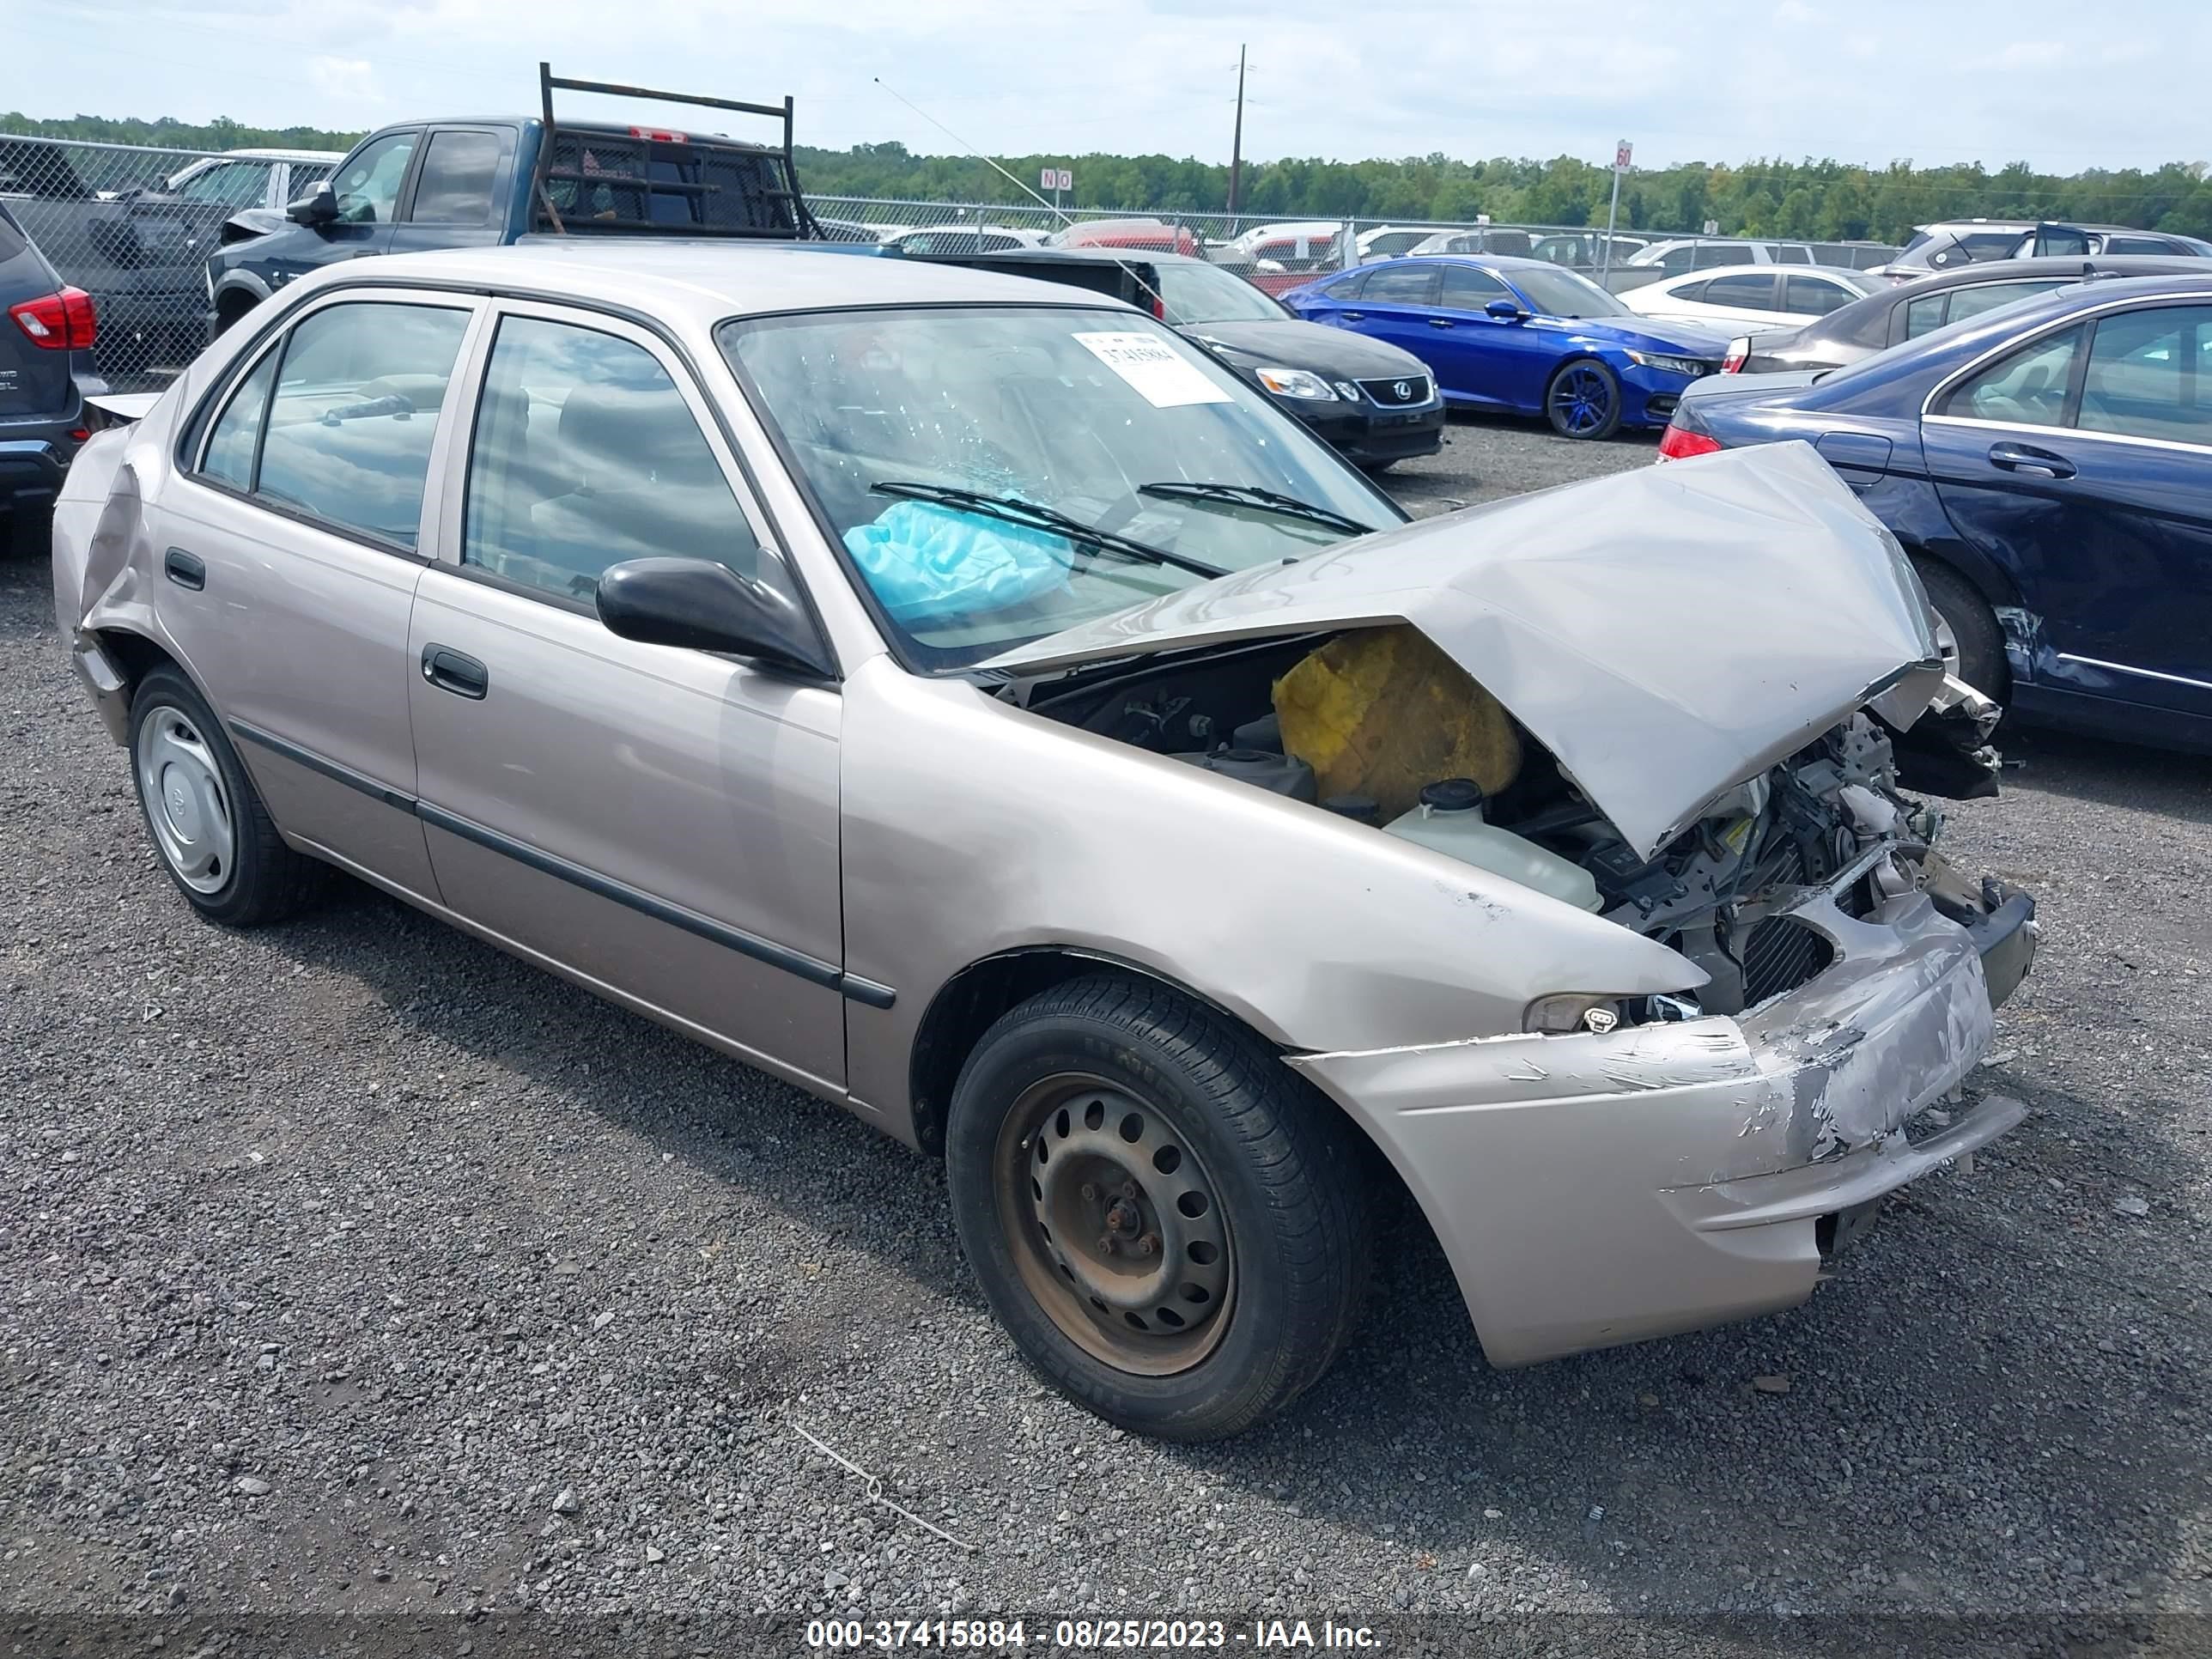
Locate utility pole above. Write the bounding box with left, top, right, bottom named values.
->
left=1226, top=44, right=1247, bottom=226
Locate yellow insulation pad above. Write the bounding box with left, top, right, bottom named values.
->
left=1272, top=625, right=1522, bottom=820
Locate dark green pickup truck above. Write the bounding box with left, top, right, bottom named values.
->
left=205, top=65, right=830, bottom=337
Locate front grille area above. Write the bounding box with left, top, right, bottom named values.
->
left=1740, top=915, right=1836, bottom=1006
left=1358, top=374, right=1432, bottom=406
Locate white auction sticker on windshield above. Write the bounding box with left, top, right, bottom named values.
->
left=1073, top=331, right=1234, bottom=408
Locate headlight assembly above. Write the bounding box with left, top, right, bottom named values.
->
left=1254, top=366, right=1339, bottom=401
left=1624, top=349, right=1710, bottom=379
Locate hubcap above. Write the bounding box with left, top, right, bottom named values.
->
left=1931, top=609, right=1962, bottom=678
left=1550, top=366, right=1612, bottom=435
left=994, top=1076, right=1234, bottom=1375
left=135, top=707, right=235, bottom=895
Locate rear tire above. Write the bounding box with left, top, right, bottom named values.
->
left=945, top=974, right=1373, bottom=1441
left=128, top=665, right=325, bottom=927
left=1912, top=558, right=2007, bottom=697
left=1545, top=358, right=1623, bottom=440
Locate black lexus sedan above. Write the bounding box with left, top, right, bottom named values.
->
left=913, top=245, right=1445, bottom=471
left=1723, top=252, right=2212, bottom=375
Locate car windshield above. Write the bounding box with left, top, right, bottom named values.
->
left=719, top=306, right=1401, bottom=672
left=1505, top=266, right=1630, bottom=319
left=1152, top=262, right=1287, bottom=325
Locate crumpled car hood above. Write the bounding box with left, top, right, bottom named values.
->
left=983, top=441, right=1944, bottom=860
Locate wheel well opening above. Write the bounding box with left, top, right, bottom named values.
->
left=96, top=629, right=177, bottom=701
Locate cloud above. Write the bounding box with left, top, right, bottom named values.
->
left=307, top=54, right=378, bottom=103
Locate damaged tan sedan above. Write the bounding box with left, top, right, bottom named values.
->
left=52, top=246, right=2037, bottom=1440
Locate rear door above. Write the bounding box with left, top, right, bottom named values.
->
left=388, top=127, right=514, bottom=258
left=156, top=288, right=482, bottom=895
left=1340, top=263, right=1448, bottom=386
left=1922, top=300, right=2212, bottom=719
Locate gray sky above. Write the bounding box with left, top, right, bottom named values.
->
left=10, top=0, right=2203, bottom=175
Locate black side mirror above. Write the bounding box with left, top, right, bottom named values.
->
left=285, top=181, right=338, bottom=227
left=597, top=557, right=836, bottom=680
left=1485, top=298, right=1527, bottom=321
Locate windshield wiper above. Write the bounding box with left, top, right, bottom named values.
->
left=871, top=481, right=1228, bottom=579
left=1138, top=480, right=1376, bottom=538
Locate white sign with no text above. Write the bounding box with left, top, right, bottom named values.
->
left=1073, top=331, right=1232, bottom=408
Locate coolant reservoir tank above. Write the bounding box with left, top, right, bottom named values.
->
left=1384, top=780, right=1604, bottom=913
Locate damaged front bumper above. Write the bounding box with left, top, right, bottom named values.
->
left=1287, top=874, right=2036, bottom=1368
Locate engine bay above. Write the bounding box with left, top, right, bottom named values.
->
left=1008, top=625, right=2000, bottom=1018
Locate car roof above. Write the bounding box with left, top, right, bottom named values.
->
left=1868, top=271, right=2212, bottom=360
left=324, top=241, right=1148, bottom=317
left=1889, top=252, right=2212, bottom=292
left=1659, top=263, right=1869, bottom=282
left=982, top=245, right=1206, bottom=266
left=209, top=148, right=344, bottom=162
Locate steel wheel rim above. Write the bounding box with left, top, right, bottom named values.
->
left=1551, top=365, right=1610, bottom=434
left=136, top=706, right=235, bottom=895
left=993, top=1073, right=1236, bottom=1376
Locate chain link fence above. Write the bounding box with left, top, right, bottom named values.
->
left=3, top=135, right=1898, bottom=389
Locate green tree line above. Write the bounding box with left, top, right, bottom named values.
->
left=9, top=111, right=2209, bottom=240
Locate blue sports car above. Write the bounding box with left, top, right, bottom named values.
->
left=1281, top=256, right=1730, bottom=439
left=1661, top=272, right=2212, bottom=756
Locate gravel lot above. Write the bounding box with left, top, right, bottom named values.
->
left=4, top=415, right=2211, bottom=1646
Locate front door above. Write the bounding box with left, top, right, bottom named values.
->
left=1923, top=300, right=2212, bottom=720
left=1438, top=264, right=1557, bottom=410
left=407, top=301, right=848, bottom=1091
left=155, top=289, right=481, bottom=896
left=266, top=129, right=419, bottom=289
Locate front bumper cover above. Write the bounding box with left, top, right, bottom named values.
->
left=1288, top=875, right=2035, bottom=1368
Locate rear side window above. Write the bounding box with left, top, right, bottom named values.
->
left=1703, top=273, right=1778, bottom=308
left=1669, top=279, right=1711, bottom=303
left=1690, top=245, right=1742, bottom=270
left=1939, top=325, right=2081, bottom=426
left=2078, top=304, right=2212, bottom=446
left=252, top=301, right=471, bottom=547
left=1904, top=294, right=1949, bottom=339
left=1362, top=264, right=1440, bottom=304
left=0, top=208, right=25, bottom=263
left=461, top=315, right=764, bottom=603
left=408, top=131, right=501, bottom=225
left=1946, top=280, right=2067, bottom=326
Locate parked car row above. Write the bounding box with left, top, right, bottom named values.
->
left=50, top=239, right=2038, bottom=1443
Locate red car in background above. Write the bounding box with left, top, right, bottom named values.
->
left=1047, top=217, right=1200, bottom=258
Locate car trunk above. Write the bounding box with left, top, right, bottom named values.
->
left=0, top=207, right=76, bottom=419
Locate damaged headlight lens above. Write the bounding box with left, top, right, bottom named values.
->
left=1624, top=349, right=1710, bottom=378
left=1254, top=366, right=1340, bottom=401
left=1523, top=994, right=1625, bottom=1036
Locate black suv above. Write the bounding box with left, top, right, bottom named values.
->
left=0, top=198, right=94, bottom=555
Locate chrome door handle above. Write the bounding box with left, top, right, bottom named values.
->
left=1428, top=317, right=1455, bottom=328
left=162, top=548, right=205, bottom=590
left=1988, top=441, right=2075, bottom=480
left=1340, top=310, right=1365, bottom=320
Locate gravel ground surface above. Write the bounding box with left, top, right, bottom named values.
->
left=3, top=418, right=2210, bottom=1644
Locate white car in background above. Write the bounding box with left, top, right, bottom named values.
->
left=875, top=224, right=1045, bottom=255
left=149, top=149, right=343, bottom=211
left=1354, top=224, right=1435, bottom=259
left=1617, top=264, right=1884, bottom=337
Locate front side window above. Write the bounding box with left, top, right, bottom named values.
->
left=1439, top=265, right=1511, bottom=310
left=1784, top=276, right=1852, bottom=315
left=1940, top=324, right=2081, bottom=426
left=2078, top=305, right=2212, bottom=446
left=408, top=131, right=499, bottom=225
left=1321, top=269, right=1370, bottom=301
left=253, top=301, right=471, bottom=547
left=464, top=315, right=767, bottom=602
left=720, top=306, right=1401, bottom=671
left=331, top=131, right=418, bottom=225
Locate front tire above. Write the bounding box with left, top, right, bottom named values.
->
left=1912, top=558, right=2007, bottom=697
left=1544, top=358, right=1623, bottom=440
left=945, top=975, right=1372, bottom=1441
left=129, top=665, right=325, bottom=926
